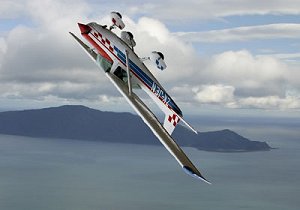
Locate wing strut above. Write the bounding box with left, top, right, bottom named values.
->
left=125, top=49, right=132, bottom=96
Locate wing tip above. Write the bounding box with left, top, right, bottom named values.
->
left=182, top=166, right=211, bottom=184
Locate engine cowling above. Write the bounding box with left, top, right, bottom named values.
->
left=121, top=31, right=136, bottom=48
left=110, top=11, right=125, bottom=29
left=150, top=51, right=167, bottom=70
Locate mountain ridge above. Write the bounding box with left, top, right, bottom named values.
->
left=0, top=105, right=271, bottom=152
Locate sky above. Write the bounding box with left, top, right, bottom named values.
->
left=0, top=0, right=300, bottom=118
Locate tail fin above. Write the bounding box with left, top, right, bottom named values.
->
left=163, top=110, right=198, bottom=135
left=163, top=112, right=180, bottom=135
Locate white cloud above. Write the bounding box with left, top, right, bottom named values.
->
left=0, top=0, right=299, bottom=113
left=169, top=49, right=300, bottom=111
left=0, top=38, right=7, bottom=54
left=175, top=23, right=300, bottom=43
left=238, top=95, right=300, bottom=110
left=0, top=38, right=7, bottom=68
left=26, top=0, right=91, bottom=32
left=121, top=16, right=199, bottom=84
left=263, top=53, right=300, bottom=60
left=193, top=88, right=300, bottom=110
left=0, top=1, right=199, bottom=110
left=201, top=50, right=289, bottom=97
left=122, top=0, right=300, bottom=21
left=0, top=0, right=112, bottom=107
left=193, top=85, right=235, bottom=104
left=0, top=0, right=25, bottom=19
left=257, top=53, right=300, bottom=65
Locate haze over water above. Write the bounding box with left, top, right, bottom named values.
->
left=0, top=117, right=299, bottom=210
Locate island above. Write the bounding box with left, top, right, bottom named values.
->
left=0, top=105, right=271, bottom=152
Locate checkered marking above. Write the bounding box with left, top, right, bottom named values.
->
left=168, top=114, right=180, bottom=127
left=93, top=32, right=114, bottom=52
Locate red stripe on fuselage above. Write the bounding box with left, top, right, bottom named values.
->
left=86, top=31, right=151, bottom=90
left=82, top=33, right=113, bottom=63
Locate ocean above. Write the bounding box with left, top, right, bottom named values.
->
left=0, top=117, right=299, bottom=210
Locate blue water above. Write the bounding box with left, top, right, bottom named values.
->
left=0, top=120, right=299, bottom=210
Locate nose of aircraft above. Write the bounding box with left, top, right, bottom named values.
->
left=78, top=23, right=91, bottom=34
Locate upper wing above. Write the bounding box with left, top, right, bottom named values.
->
left=70, top=32, right=210, bottom=184
left=107, top=72, right=210, bottom=184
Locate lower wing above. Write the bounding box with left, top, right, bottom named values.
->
left=107, top=72, right=210, bottom=184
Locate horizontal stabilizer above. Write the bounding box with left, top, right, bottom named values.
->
left=179, top=116, right=198, bottom=134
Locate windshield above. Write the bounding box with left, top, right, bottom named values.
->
left=96, top=54, right=112, bottom=72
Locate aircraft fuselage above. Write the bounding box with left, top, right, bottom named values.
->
left=78, top=22, right=182, bottom=117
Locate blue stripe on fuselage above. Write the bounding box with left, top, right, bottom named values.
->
left=113, top=46, right=182, bottom=116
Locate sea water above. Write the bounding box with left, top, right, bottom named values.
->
left=0, top=120, right=299, bottom=210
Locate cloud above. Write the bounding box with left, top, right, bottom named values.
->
left=123, top=17, right=198, bottom=83
left=257, top=53, right=300, bottom=65
left=238, top=95, right=300, bottom=110
left=187, top=83, right=300, bottom=110
left=0, top=0, right=113, bottom=107
left=0, top=0, right=299, bottom=113
left=0, top=0, right=200, bottom=110
left=174, top=23, right=300, bottom=43
left=200, top=50, right=289, bottom=97
left=192, top=86, right=300, bottom=110
left=121, top=0, right=300, bottom=21
left=0, top=38, right=7, bottom=67
left=169, top=49, right=300, bottom=110
left=193, top=85, right=235, bottom=104
left=0, top=1, right=26, bottom=19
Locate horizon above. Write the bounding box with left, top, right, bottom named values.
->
left=1, top=103, right=300, bottom=120
left=1, top=104, right=300, bottom=122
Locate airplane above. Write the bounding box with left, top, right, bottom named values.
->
left=69, top=12, right=210, bottom=184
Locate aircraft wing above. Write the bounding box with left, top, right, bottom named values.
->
left=105, top=72, right=210, bottom=183
left=69, top=32, right=97, bottom=61
left=106, top=72, right=210, bottom=183
left=70, top=32, right=210, bottom=184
